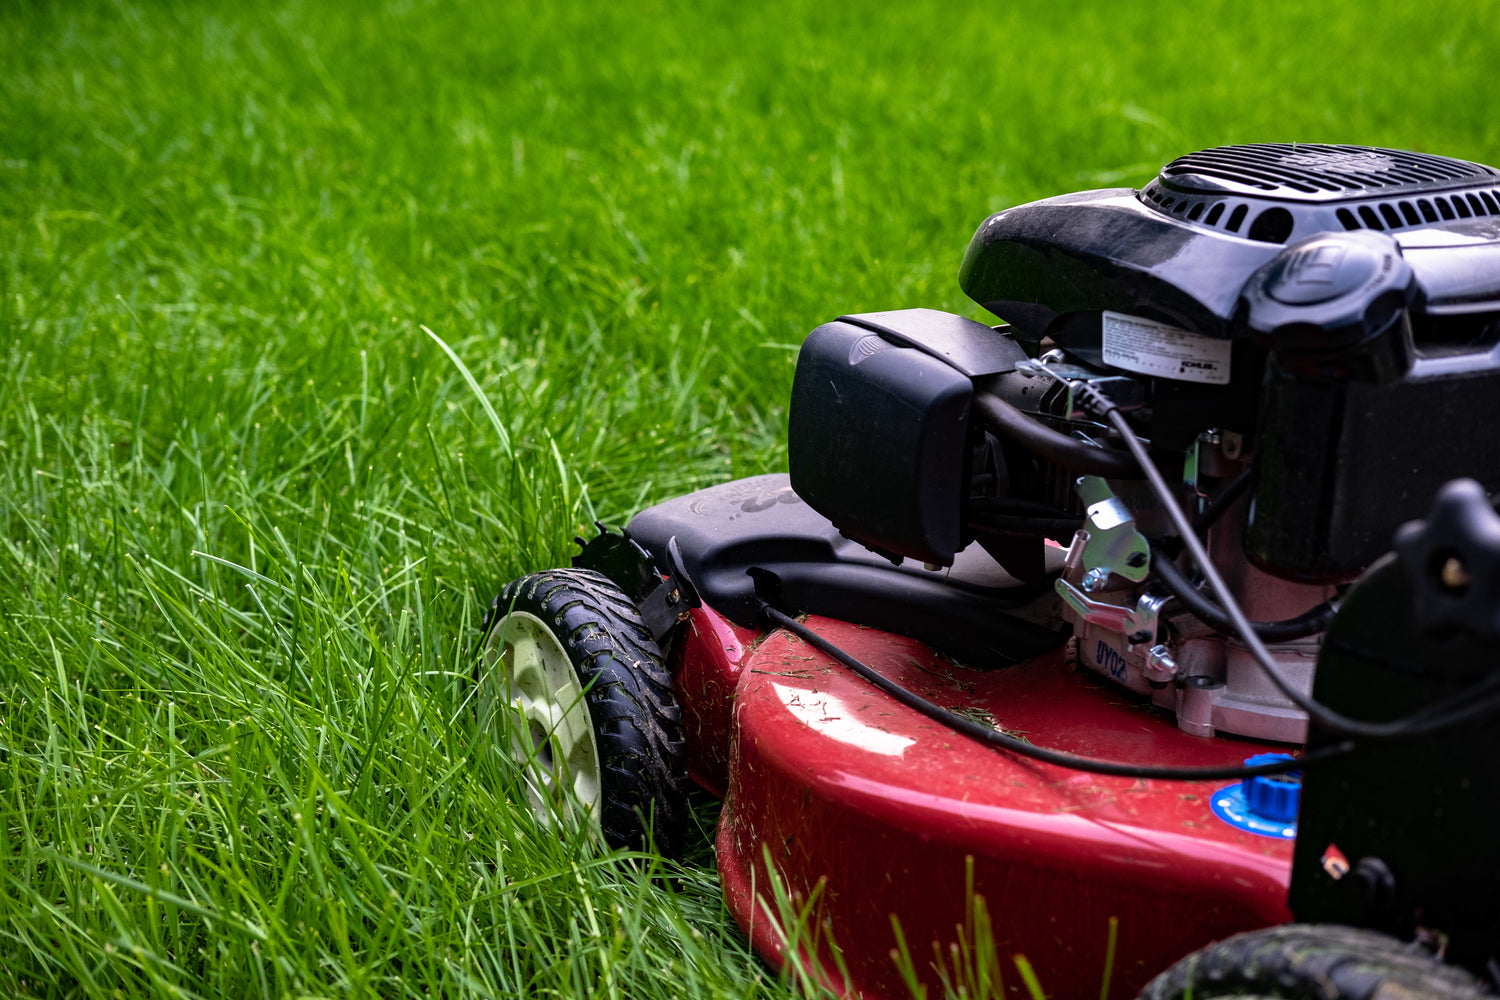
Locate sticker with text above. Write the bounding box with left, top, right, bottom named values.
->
left=1101, top=311, right=1231, bottom=385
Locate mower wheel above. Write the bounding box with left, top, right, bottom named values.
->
left=478, top=568, right=687, bottom=856
left=1136, top=923, right=1491, bottom=999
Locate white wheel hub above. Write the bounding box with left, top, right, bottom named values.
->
left=481, top=611, right=603, bottom=832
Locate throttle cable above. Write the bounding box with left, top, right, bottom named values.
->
left=1068, top=380, right=1500, bottom=742
left=757, top=600, right=1351, bottom=780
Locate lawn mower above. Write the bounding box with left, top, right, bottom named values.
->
left=477, top=143, right=1500, bottom=998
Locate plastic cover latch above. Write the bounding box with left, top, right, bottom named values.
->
left=1393, top=478, right=1500, bottom=641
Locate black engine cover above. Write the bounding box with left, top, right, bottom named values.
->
left=957, top=143, right=1500, bottom=579
left=960, top=144, right=1500, bottom=345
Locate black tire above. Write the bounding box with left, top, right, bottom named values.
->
left=1137, top=924, right=1491, bottom=999
left=479, top=568, right=688, bottom=857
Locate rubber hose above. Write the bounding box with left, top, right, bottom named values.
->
left=972, top=393, right=1142, bottom=479
left=1149, top=544, right=1335, bottom=641
left=1193, top=466, right=1254, bottom=536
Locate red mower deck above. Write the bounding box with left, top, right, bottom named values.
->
left=676, top=606, right=1294, bottom=999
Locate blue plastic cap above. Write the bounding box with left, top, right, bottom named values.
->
left=1241, top=753, right=1302, bottom=823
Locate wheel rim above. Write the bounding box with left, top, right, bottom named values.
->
left=481, top=611, right=603, bottom=833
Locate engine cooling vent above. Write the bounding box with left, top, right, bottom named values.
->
left=1138, top=143, right=1500, bottom=244
left=1160, top=143, right=1498, bottom=198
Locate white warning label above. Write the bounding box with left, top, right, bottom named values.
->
left=1101, top=311, right=1231, bottom=385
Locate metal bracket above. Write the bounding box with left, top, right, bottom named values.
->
left=1015, top=356, right=1147, bottom=420
left=1074, top=476, right=1150, bottom=584
left=574, top=527, right=701, bottom=643
left=1055, top=476, right=1159, bottom=634
left=635, top=537, right=701, bottom=642
left=1056, top=580, right=1168, bottom=637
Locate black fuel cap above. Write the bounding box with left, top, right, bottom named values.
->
left=1239, top=230, right=1418, bottom=380
left=1263, top=235, right=1388, bottom=305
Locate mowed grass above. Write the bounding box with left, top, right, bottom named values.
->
left=2, top=1, right=1498, bottom=997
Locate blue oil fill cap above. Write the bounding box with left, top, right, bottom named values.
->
left=1210, top=753, right=1302, bottom=839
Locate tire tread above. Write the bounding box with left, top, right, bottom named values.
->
left=1137, top=924, right=1491, bottom=999
left=482, top=568, right=688, bottom=856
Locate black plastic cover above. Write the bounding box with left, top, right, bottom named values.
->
left=624, top=474, right=1064, bottom=669
left=787, top=310, right=1025, bottom=566
left=959, top=145, right=1500, bottom=350
left=1247, top=354, right=1500, bottom=579
left=838, top=308, right=1029, bottom=377
left=1241, top=231, right=1419, bottom=383
left=957, top=144, right=1500, bottom=580
left=1154, top=144, right=1500, bottom=201
left=1393, top=478, right=1500, bottom=640
left=1291, top=485, right=1500, bottom=975
left=960, top=188, right=1283, bottom=342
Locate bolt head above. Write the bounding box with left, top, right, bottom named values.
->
left=1439, top=555, right=1471, bottom=591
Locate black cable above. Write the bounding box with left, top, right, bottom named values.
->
left=970, top=516, right=1084, bottom=539
left=968, top=496, right=1082, bottom=518
left=961, top=375, right=1500, bottom=741
left=967, top=497, right=1083, bottom=540
left=1193, top=466, right=1253, bottom=535
left=972, top=393, right=1142, bottom=479
left=1071, top=380, right=1500, bottom=742
left=1150, top=543, right=1335, bottom=642
left=758, top=601, right=1354, bottom=780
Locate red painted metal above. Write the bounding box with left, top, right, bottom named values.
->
left=678, top=606, right=1294, bottom=999
left=673, top=606, right=758, bottom=798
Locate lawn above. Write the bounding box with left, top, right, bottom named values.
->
left=2, top=0, right=1498, bottom=997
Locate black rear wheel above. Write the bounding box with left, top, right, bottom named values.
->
left=1137, top=924, right=1491, bottom=999
left=478, top=568, right=687, bottom=856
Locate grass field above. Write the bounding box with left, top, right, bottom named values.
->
left=3, top=1, right=1499, bottom=997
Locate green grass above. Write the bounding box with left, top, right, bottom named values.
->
left=2, top=0, right=1499, bottom=996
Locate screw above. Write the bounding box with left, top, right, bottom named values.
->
left=1439, top=555, right=1470, bottom=591
left=1081, top=568, right=1109, bottom=592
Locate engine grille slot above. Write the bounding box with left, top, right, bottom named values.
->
left=1327, top=188, right=1500, bottom=232
left=1138, top=144, right=1500, bottom=243
left=1159, top=143, right=1499, bottom=198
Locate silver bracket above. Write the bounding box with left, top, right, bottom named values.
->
left=1075, top=476, right=1150, bottom=584
left=1056, top=581, right=1168, bottom=636
left=1183, top=429, right=1221, bottom=503
left=1014, top=357, right=1147, bottom=419
left=1126, top=591, right=1173, bottom=644
left=1055, top=476, right=1157, bottom=632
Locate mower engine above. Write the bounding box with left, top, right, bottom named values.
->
left=789, top=143, right=1500, bottom=742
